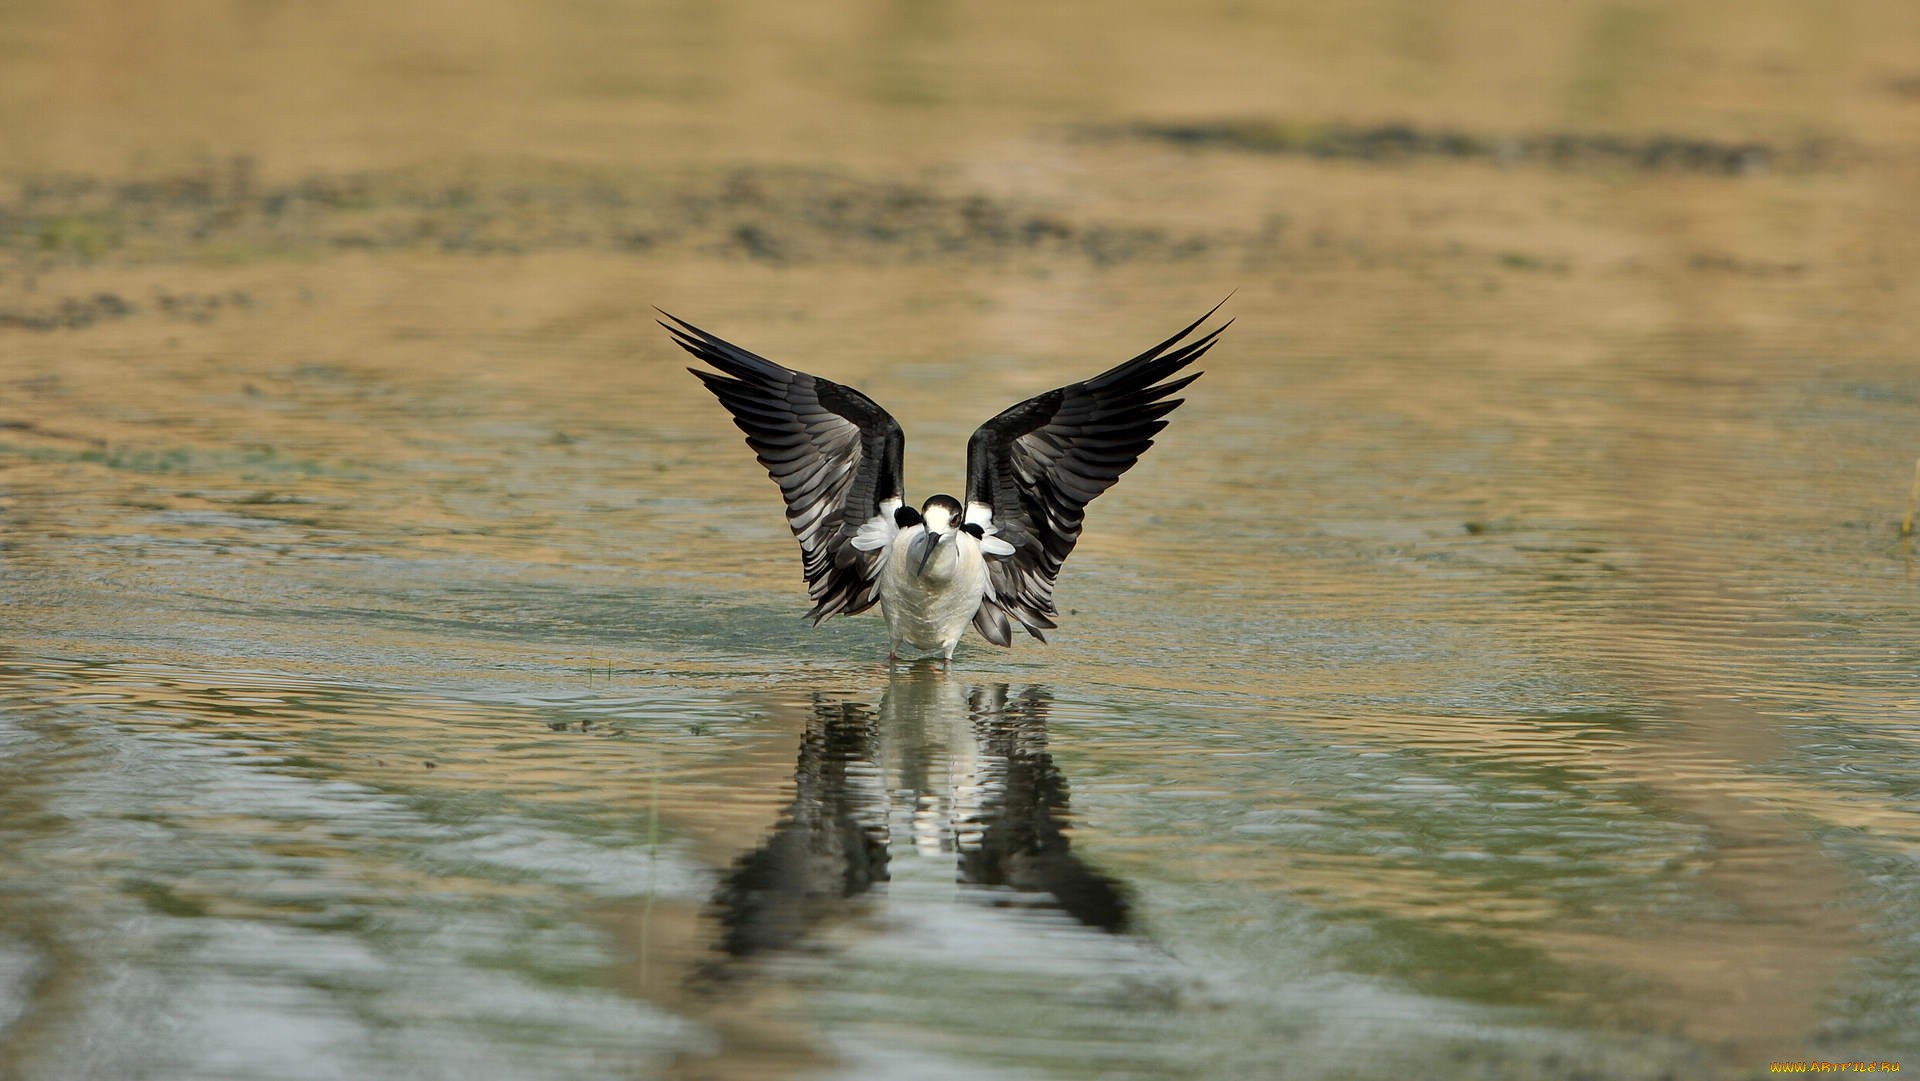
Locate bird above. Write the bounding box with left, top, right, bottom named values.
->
left=667, top=301, right=1229, bottom=664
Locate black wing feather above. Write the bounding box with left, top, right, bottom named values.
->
left=666, top=312, right=904, bottom=623
left=965, top=300, right=1229, bottom=642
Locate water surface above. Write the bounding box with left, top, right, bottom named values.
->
left=4, top=2, right=1920, bottom=1078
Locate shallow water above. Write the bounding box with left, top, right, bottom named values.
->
left=5, top=2, right=1920, bottom=1078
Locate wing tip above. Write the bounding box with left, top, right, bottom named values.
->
left=1170, top=293, right=1237, bottom=347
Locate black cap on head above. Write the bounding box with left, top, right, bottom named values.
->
left=921, top=494, right=963, bottom=519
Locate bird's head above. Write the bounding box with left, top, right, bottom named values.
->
left=919, top=494, right=962, bottom=534
left=915, top=494, right=963, bottom=575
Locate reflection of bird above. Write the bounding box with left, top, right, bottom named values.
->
left=669, top=303, right=1229, bottom=663
left=705, top=671, right=1127, bottom=969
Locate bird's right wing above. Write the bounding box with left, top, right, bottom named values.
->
left=667, top=312, right=906, bottom=624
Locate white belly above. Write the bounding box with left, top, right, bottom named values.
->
left=879, top=527, right=989, bottom=655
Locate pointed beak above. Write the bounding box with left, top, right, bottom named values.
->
left=914, top=531, right=941, bottom=576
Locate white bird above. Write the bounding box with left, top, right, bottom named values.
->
left=668, top=302, right=1229, bottom=664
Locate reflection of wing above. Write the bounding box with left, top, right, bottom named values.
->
left=708, top=697, right=889, bottom=961
left=961, top=685, right=1130, bottom=932
left=667, top=312, right=906, bottom=623
left=963, top=302, right=1229, bottom=644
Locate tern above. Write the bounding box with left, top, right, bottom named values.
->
left=668, top=301, right=1229, bottom=664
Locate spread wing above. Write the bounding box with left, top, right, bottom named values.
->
left=963, top=301, right=1228, bottom=645
left=667, top=312, right=905, bottom=624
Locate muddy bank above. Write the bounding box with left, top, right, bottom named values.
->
left=9, top=137, right=1846, bottom=339
left=2, top=162, right=1224, bottom=276
left=1110, top=118, right=1841, bottom=176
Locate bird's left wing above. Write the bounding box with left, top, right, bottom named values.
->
left=666, top=312, right=906, bottom=624
left=963, top=301, right=1228, bottom=645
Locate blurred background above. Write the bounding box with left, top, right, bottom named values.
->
left=3, top=2, right=1918, bottom=1080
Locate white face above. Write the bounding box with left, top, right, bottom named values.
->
left=921, top=503, right=956, bottom=533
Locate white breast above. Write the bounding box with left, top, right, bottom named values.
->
left=878, top=526, right=990, bottom=657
